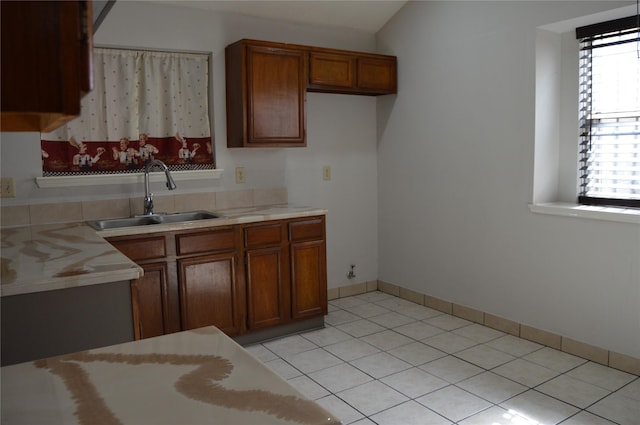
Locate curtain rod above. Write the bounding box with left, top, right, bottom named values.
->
left=94, top=44, right=212, bottom=57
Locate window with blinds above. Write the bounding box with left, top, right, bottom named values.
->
left=576, top=16, right=640, bottom=208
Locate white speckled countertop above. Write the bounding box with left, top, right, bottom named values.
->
left=0, top=223, right=144, bottom=297
left=1, top=326, right=341, bottom=425
left=0, top=205, right=327, bottom=297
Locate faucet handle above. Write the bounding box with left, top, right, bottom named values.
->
left=143, top=193, right=154, bottom=215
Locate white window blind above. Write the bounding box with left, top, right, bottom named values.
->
left=577, top=16, right=640, bottom=208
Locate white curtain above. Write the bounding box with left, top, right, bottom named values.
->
left=41, top=48, right=213, bottom=175
left=45, top=47, right=211, bottom=141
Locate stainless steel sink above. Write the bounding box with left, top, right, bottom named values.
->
left=158, top=211, right=222, bottom=224
left=87, top=211, right=224, bottom=230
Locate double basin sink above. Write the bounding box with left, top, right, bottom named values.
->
left=87, top=211, right=224, bottom=231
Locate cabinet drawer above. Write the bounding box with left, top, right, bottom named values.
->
left=289, top=218, right=325, bottom=242
left=244, top=223, right=283, bottom=248
left=109, top=236, right=166, bottom=262
left=176, top=229, right=236, bottom=256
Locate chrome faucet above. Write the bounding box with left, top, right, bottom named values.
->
left=143, top=159, right=177, bottom=215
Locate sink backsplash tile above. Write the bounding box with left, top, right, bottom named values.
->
left=174, top=192, right=217, bottom=212
left=30, top=202, right=83, bottom=225
left=0, top=188, right=288, bottom=228
left=0, top=205, right=30, bottom=227
left=215, top=189, right=254, bottom=210
left=82, top=198, right=132, bottom=221
left=254, top=188, right=288, bottom=206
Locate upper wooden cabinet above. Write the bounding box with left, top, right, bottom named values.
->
left=1, top=1, right=93, bottom=133
left=309, top=52, right=356, bottom=89
left=308, top=50, right=397, bottom=95
left=225, top=39, right=397, bottom=148
left=226, top=39, right=307, bottom=148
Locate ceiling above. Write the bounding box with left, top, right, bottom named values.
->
left=152, top=1, right=408, bottom=33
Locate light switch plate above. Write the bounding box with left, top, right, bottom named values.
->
left=322, top=165, right=331, bottom=181
left=0, top=177, right=16, bottom=197
left=235, top=167, right=246, bottom=184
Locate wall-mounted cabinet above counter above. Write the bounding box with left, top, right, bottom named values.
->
left=0, top=1, right=93, bottom=133
left=225, top=39, right=397, bottom=148
left=226, top=40, right=308, bottom=148
left=308, top=50, right=397, bottom=95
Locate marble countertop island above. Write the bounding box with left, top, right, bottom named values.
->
left=1, top=326, right=341, bottom=425
left=0, top=204, right=326, bottom=297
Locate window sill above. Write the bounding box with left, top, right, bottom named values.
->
left=35, top=169, right=224, bottom=188
left=529, top=202, right=640, bottom=224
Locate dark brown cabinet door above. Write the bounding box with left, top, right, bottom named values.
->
left=226, top=40, right=307, bottom=148
left=243, top=222, right=289, bottom=330
left=246, top=247, right=289, bottom=329
left=247, top=45, right=306, bottom=145
left=0, top=0, right=93, bottom=132
left=131, top=262, right=170, bottom=340
left=290, top=240, right=327, bottom=319
left=288, top=217, right=327, bottom=320
left=309, top=52, right=355, bottom=89
left=307, top=50, right=397, bottom=95
left=356, top=57, right=397, bottom=94
left=178, top=252, right=241, bottom=335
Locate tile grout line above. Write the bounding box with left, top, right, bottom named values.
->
left=257, top=292, right=638, bottom=424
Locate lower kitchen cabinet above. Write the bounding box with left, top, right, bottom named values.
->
left=179, top=252, right=241, bottom=335
left=108, top=216, right=327, bottom=341
left=108, top=234, right=181, bottom=340
left=131, top=262, right=171, bottom=340
left=244, top=222, right=290, bottom=330
left=243, top=216, right=328, bottom=328
left=246, top=247, right=289, bottom=329
left=108, top=228, right=241, bottom=340
left=289, top=217, right=327, bottom=319
left=291, top=240, right=327, bottom=319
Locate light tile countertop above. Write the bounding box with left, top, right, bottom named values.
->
left=0, top=204, right=327, bottom=298
left=0, top=222, right=144, bottom=297
left=1, top=325, right=341, bottom=425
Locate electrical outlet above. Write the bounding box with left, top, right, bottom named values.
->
left=235, top=167, right=246, bottom=184
left=0, top=177, right=16, bottom=197
left=322, top=165, right=331, bottom=181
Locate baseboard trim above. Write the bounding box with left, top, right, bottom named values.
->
left=330, top=280, right=640, bottom=376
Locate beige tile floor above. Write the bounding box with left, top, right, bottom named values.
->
left=245, top=291, right=640, bottom=425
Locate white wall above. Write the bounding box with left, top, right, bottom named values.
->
left=0, top=1, right=380, bottom=290
left=376, top=1, right=640, bottom=358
